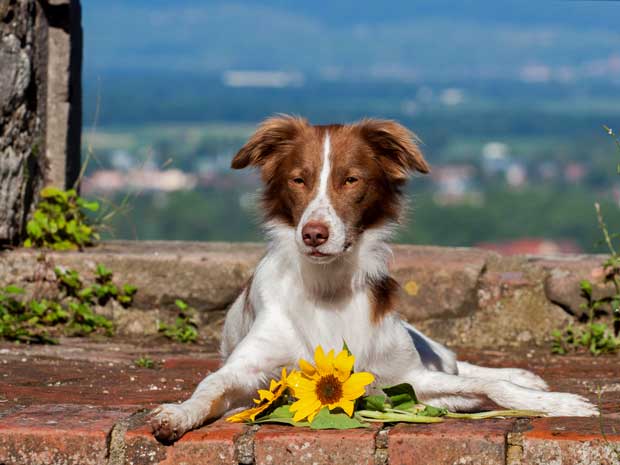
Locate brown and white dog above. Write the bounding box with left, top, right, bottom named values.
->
left=151, top=115, right=596, bottom=442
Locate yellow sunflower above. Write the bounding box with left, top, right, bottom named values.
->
left=288, top=346, right=374, bottom=423
left=226, top=367, right=290, bottom=423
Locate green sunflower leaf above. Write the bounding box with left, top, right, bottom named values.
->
left=360, top=394, right=387, bottom=412
left=418, top=404, right=448, bottom=417
left=382, top=383, right=419, bottom=410
left=310, top=407, right=369, bottom=430
left=342, top=339, right=352, bottom=356
left=252, top=405, right=310, bottom=427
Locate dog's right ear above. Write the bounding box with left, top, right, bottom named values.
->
left=231, top=115, right=308, bottom=169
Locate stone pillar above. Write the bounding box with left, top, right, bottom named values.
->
left=0, top=0, right=81, bottom=245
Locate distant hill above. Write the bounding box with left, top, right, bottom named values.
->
left=83, top=1, right=620, bottom=80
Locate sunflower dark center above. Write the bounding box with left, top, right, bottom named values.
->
left=315, top=374, right=343, bottom=404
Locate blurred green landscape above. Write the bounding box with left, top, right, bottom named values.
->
left=81, top=1, right=620, bottom=253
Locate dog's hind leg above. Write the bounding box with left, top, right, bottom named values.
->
left=457, top=361, right=549, bottom=391
left=403, top=322, right=549, bottom=391
left=404, top=368, right=597, bottom=417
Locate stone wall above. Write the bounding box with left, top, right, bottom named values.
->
left=0, top=0, right=81, bottom=245
left=0, top=241, right=612, bottom=349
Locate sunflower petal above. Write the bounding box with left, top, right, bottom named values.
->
left=336, top=399, right=355, bottom=417
left=299, top=358, right=317, bottom=377
left=288, top=372, right=316, bottom=393
left=334, top=350, right=355, bottom=381
left=227, top=403, right=269, bottom=423
left=342, top=372, right=375, bottom=399
left=307, top=408, right=320, bottom=423
left=227, top=366, right=292, bottom=424
left=291, top=397, right=322, bottom=422
left=314, top=346, right=331, bottom=376
left=249, top=404, right=270, bottom=421
left=257, top=389, right=274, bottom=402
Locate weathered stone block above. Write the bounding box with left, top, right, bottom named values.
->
left=0, top=34, right=31, bottom=107
left=0, top=0, right=81, bottom=244
left=391, top=245, right=491, bottom=321
left=539, top=255, right=615, bottom=319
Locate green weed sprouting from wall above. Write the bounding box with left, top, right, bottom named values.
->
left=0, top=264, right=136, bottom=344
left=552, top=126, right=620, bottom=356
left=24, top=187, right=100, bottom=250
left=158, top=299, right=199, bottom=343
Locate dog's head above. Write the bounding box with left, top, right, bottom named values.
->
left=232, top=115, right=429, bottom=263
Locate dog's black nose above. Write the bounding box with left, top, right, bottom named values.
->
left=302, top=222, right=329, bottom=247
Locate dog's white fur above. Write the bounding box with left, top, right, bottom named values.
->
left=151, top=129, right=596, bottom=441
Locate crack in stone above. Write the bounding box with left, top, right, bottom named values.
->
left=106, top=409, right=150, bottom=465
left=235, top=424, right=259, bottom=465
left=374, top=426, right=390, bottom=465
left=506, top=418, right=532, bottom=465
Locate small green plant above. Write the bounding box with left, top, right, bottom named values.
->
left=552, top=126, right=620, bottom=356
left=0, top=265, right=137, bottom=344
left=551, top=283, right=620, bottom=356
left=134, top=356, right=156, bottom=369
left=56, top=264, right=137, bottom=308
left=24, top=187, right=100, bottom=250
left=159, top=299, right=199, bottom=343
left=0, top=286, right=59, bottom=343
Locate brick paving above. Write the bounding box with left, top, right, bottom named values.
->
left=0, top=339, right=619, bottom=464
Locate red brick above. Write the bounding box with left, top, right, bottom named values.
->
left=521, top=416, right=620, bottom=465
left=389, top=419, right=514, bottom=465
left=254, top=424, right=378, bottom=465
left=124, top=417, right=247, bottom=465
left=0, top=351, right=219, bottom=408
left=0, top=403, right=133, bottom=465
left=161, top=357, right=221, bottom=371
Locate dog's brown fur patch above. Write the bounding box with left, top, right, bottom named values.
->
left=368, top=275, right=400, bottom=324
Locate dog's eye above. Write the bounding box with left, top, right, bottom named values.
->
left=345, top=176, right=358, bottom=185
left=292, top=177, right=305, bottom=185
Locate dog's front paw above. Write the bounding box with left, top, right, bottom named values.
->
left=150, top=403, right=189, bottom=443
left=541, top=392, right=599, bottom=417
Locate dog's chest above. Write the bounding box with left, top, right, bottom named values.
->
left=281, top=287, right=374, bottom=358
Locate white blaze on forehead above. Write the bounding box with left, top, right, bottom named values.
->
left=318, top=133, right=331, bottom=197
left=296, top=131, right=347, bottom=255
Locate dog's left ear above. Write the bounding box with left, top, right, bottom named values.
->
left=357, top=119, right=430, bottom=181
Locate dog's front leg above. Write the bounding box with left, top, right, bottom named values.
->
left=151, top=323, right=295, bottom=442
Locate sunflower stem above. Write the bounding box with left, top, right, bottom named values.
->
left=356, top=410, right=444, bottom=423
left=445, top=410, right=545, bottom=420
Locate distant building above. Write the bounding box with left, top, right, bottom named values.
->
left=82, top=170, right=125, bottom=193
left=439, top=88, right=464, bottom=106
left=431, top=164, right=483, bottom=205
left=82, top=168, right=198, bottom=194
left=505, top=163, right=527, bottom=187
left=222, top=70, right=304, bottom=88
left=475, top=238, right=582, bottom=255
left=520, top=64, right=551, bottom=83
left=481, top=142, right=511, bottom=176
left=564, top=162, right=587, bottom=184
